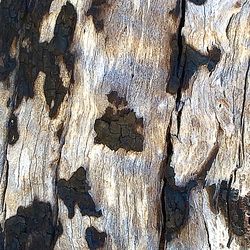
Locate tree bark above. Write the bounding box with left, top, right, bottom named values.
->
left=0, top=0, right=250, bottom=249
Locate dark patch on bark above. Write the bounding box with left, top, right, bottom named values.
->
left=57, top=167, right=102, bottom=219
left=169, top=0, right=181, bottom=18
left=7, top=113, right=19, bottom=145
left=167, top=37, right=221, bottom=94
left=6, top=98, right=11, bottom=108
left=43, top=2, right=77, bottom=118
left=207, top=179, right=250, bottom=247
left=167, top=0, right=221, bottom=95
left=163, top=165, right=197, bottom=242
left=159, top=121, right=197, bottom=249
left=0, top=0, right=77, bottom=118
left=86, top=0, right=107, bottom=32
left=0, top=225, right=4, bottom=250
left=56, top=123, right=64, bottom=141
left=188, top=0, right=207, bottom=5
left=206, top=184, right=218, bottom=214
left=4, top=199, right=62, bottom=250
left=0, top=0, right=22, bottom=81
left=219, top=181, right=246, bottom=237
left=85, top=226, right=107, bottom=250
left=14, top=0, right=53, bottom=108
left=207, top=46, right=222, bottom=72
left=0, top=0, right=53, bottom=91
left=107, top=91, right=128, bottom=108
left=94, top=91, right=144, bottom=152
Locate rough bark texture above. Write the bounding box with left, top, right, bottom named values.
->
left=0, top=0, right=249, bottom=249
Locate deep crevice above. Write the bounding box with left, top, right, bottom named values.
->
left=238, top=144, right=242, bottom=170
left=54, top=121, right=68, bottom=233
left=196, top=143, right=219, bottom=185
left=56, top=123, right=64, bottom=142
left=159, top=115, right=197, bottom=248
left=159, top=117, right=173, bottom=250
left=226, top=174, right=234, bottom=248
left=1, top=160, right=9, bottom=217
left=177, top=0, right=186, bottom=70
left=203, top=217, right=211, bottom=250
left=173, top=0, right=186, bottom=136
left=239, top=59, right=250, bottom=165
left=176, top=100, right=184, bottom=136
left=160, top=2, right=189, bottom=248
left=7, top=113, right=19, bottom=145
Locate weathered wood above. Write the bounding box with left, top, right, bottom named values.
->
left=0, top=0, right=249, bottom=249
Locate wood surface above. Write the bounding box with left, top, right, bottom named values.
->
left=0, top=0, right=249, bottom=249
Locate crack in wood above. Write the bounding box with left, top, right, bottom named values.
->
left=159, top=118, right=173, bottom=250
left=239, top=59, right=250, bottom=165
left=1, top=160, right=9, bottom=222
left=203, top=216, right=212, bottom=250
left=159, top=116, right=197, bottom=248
left=7, top=113, right=19, bottom=145
left=196, top=143, right=219, bottom=185
left=207, top=177, right=250, bottom=248
left=162, top=0, right=222, bottom=235
left=56, top=123, right=64, bottom=142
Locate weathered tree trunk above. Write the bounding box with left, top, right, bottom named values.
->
left=0, top=0, right=250, bottom=249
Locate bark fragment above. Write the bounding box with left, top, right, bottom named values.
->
left=162, top=165, right=197, bottom=242
left=0, top=0, right=77, bottom=118
left=94, top=92, right=144, bottom=152
left=57, top=167, right=102, bottom=219
left=85, top=226, right=107, bottom=250
left=4, top=199, right=62, bottom=250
